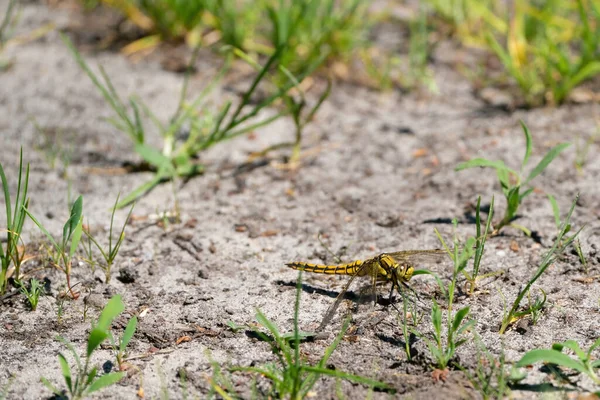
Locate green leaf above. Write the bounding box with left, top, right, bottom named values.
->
left=40, top=377, right=61, bottom=396
left=23, top=208, right=61, bottom=252
left=520, top=121, right=532, bottom=169
left=87, top=295, right=124, bottom=356
left=85, top=366, right=98, bottom=388
left=63, top=196, right=83, bottom=247
left=562, top=62, right=600, bottom=96
left=120, top=316, right=138, bottom=352
left=58, top=353, right=72, bottom=392
left=547, top=194, right=561, bottom=228
left=115, top=174, right=165, bottom=209
left=554, top=340, right=587, bottom=361
left=431, top=302, right=442, bottom=336
left=524, top=143, right=571, bottom=185
left=452, top=307, right=470, bottom=333
left=516, top=349, right=587, bottom=374
left=134, top=143, right=172, bottom=171
left=96, top=295, right=125, bottom=332
left=519, top=187, right=534, bottom=202
left=457, top=319, right=476, bottom=336
left=86, top=372, right=124, bottom=394
left=455, top=158, right=508, bottom=172
left=87, top=328, right=109, bottom=358
left=69, top=216, right=83, bottom=259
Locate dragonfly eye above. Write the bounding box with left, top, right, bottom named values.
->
left=404, top=265, right=415, bottom=281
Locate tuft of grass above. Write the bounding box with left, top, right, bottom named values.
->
left=82, top=194, right=134, bottom=283
left=17, top=278, right=44, bottom=311
left=499, top=194, right=582, bottom=334
left=485, top=0, right=600, bottom=106
left=427, top=0, right=600, bottom=106
left=62, top=33, right=326, bottom=208
left=41, top=295, right=127, bottom=400
left=515, top=338, right=600, bottom=388
left=462, top=196, right=494, bottom=295
left=0, top=149, right=30, bottom=294
left=414, top=222, right=476, bottom=370
left=24, top=196, right=84, bottom=299
left=88, top=0, right=370, bottom=81
left=456, top=121, right=570, bottom=236
left=227, top=272, right=394, bottom=398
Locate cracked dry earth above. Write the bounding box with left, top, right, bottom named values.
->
left=1, top=2, right=600, bottom=400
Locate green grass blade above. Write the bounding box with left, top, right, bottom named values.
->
left=300, top=366, right=392, bottom=391
left=0, top=160, right=12, bottom=232
left=451, top=307, right=470, bottom=333
left=95, top=295, right=125, bottom=332
left=57, top=353, right=73, bottom=392
left=63, top=196, right=83, bottom=247
left=516, top=349, right=586, bottom=374
left=87, top=329, right=109, bottom=358
left=520, top=121, right=532, bottom=169
left=23, top=208, right=61, bottom=252
left=68, top=217, right=83, bottom=259
left=85, top=372, right=124, bottom=394
left=120, top=316, right=138, bottom=352
left=40, top=377, right=61, bottom=396
left=524, top=143, right=571, bottom=185
left=547, top=194, right=561, bottom=228
left=134, top=143, right=172, bottom=170
left=116, top=174, right=165, bottom=209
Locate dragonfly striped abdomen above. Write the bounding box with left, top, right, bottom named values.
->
left=286, top=259, right=366, bottom=276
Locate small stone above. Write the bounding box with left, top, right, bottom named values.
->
left=84, top=293, right=105, bottom=310
left=117, top=266, right=138, bottom=284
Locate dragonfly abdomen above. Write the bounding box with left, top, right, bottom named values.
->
left=286, top=260, right=364, bottom=275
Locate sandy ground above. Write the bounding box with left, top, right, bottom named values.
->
left=1, top=2, right=600, bottom=399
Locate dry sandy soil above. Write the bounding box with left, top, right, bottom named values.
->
left=1, top=2, right=600, bottom=399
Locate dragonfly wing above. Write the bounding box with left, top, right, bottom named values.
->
left=387, top=249, right=448, bottom=265
left=317, top=261, right=373, bottom=332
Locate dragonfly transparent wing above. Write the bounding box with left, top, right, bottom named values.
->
left=387, top=249, right=448, bottom=265
left=317, top=260, right=375, bottom=332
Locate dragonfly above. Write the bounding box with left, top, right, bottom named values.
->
left=286, top=249, right=447, bottom=331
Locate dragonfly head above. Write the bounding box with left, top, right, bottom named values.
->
left=379, top=254, right=415, bottom=284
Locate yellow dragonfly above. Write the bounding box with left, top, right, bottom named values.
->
left=286, top=249, right=447, bottom=331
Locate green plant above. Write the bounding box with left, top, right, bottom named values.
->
left=93, top=0, right=370, bottom=81
left=424, top=0, right=505, bottom=46
left=229, top=272, right=393, bottom=398
left=17, top=278, right=43, bottom=311
left=398, top=293, right=424, bottom=361
left=82, top=194, right=134, bottom=283
left=414, top=222, right=476, bottom=370
left=486, top=0, right=600, bottom=106
left=406, top=7, right=436, bottom=91
left=25, top=196, right=84, bottom=299
left=109, top=314, right=138, bottom=371
left=63, top=34, right=324, bottom=208
left=499, top=194, right=582, bottom=334
left=456, top=121, right=570, bottom=235
left=41, top=295, right=127, bottom=399
left=515, top=338, right=600, bottom=387
left=462, top=196, right=494, bottom=295
left=0, top=149, right=30, bottom=294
